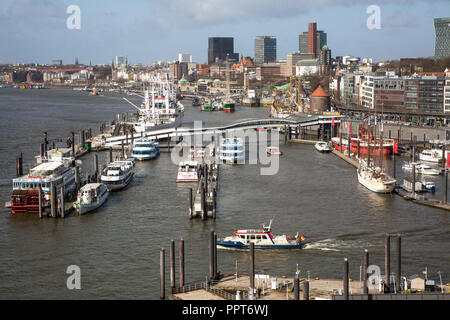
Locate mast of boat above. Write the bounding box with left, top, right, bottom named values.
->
left=226, top=55, right=231, bottom=103
left=151, top=84, right=156, bottom=118
left=380, top=100, right=384, bottom=172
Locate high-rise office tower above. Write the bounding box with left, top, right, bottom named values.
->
left=254, top=36, right=277, bottom=66
left=208, top=37, right=239, bottom=65
left=298, top=23, right=327, bottom=58
left=434, top=18, right=450, bottom=59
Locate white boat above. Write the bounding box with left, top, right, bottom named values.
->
left=100, top=160, right=135, bottom=191
left=357, top=160, right=396, bottom=193
left=73, top=183, right=108, bottom=215
left=6, top=148, right=81, bottom=213
left=219, top=138, right=244, bottom=164
left=131, top=138, right=159, bottom=161
left=176, top=161, right=202, bottom=183
left=216, top=220, right=306, bottom=250
left=315, top=141, right=332, bottom=153
left=422, top=181, right=436, bottom=192
left=419, top=149, right=445, bottom=163
left=266, top=146, right=283, bottom=155
left=402, top=162, right=441, bottom=176
left=105, top=76, right=184, bottom=147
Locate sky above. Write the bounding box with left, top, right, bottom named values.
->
left=0, top=0, right=449, bottom=65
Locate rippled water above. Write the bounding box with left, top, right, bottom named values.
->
left=0, top=88, right=449, bottom=299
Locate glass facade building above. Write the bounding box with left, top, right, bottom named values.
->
left=254, top=36, right=277, bottom=66
left=208, top=38, right=239, bottom=65
left=434, top=18, right=450, bottom=59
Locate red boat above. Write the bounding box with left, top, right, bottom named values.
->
left=4, top=190, right=46, bottom=214
left=331, top=137, right=394, bottom=156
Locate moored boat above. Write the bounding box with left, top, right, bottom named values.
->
left=357, top=160, right=396, bottom=193
left=5, top=148, right=81, bottom=214
left=176, top=161, right=202, bottom=183
left=419, top=148, right=445, bottom=163
left=216, top=220, right=306, bottom=250
left=100, top=159, right=135, bottom=191
left=131, top=138, right=160, bottom=161
left=315, top=141, right=332, bottom=153
left=73, top=183, right=108, bottom=215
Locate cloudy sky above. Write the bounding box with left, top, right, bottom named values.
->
left=0, top=0, right=448, bottom=65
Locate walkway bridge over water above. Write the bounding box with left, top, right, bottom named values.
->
left=102, top=115, right=344, bottom=147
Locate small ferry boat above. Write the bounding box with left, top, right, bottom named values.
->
left=216, top=220, right=306, bottom=250
left=222, top=100, right=235, bottom=112
left=357, top=160, right=396, bottom=194
left=176, top=161, right=202, bottom=183
left=315, top=141, right=332, bottom=153
left=100, top=160, right=135, bottom=191
left=73, top=183, right=108, bottom=215
left=219, top=138, right=244, bottom=164
left=131, top=138, right=159, bottom=161
left=266, top=146, right=283, bottom=155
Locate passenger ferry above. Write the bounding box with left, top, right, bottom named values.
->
left=176, top=161, right=202, bottom=183
left=217, top=220, right=306, bottom=250
left=5, top=148, right=80, bottom=214
left=131, top=138, right=160, bottom=161
left=73, top=183, right=108, bottom=215
left=219, top=138, right=244, bottom=164
left=100, top=159, right=135, bottom=191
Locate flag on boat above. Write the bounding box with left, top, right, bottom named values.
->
left=348, top=122, right=352, bottom=134
left=393, top=140, right=398, bottom=155
left=332, top=117, right=335, bottom=127
left=301, top=235, right=306, bottom=241
left=447, top=151, right=450, bottom=169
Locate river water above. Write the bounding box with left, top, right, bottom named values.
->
left=0, top=88, right=448, bottom=299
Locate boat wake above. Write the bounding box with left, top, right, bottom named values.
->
left=303, top=237, right=374, bottom=252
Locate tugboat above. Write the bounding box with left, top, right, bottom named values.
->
left=100, top=159, right=135, bottom=191
left=216, top=220, right=306, bottom=250
left=73, top=183, right=108, bottom=215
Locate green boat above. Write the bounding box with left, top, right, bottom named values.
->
left=222, top=103, right=235, bottom=112
left=201, top=104, right=212, bottom=111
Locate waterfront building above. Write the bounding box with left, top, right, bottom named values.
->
left=434, top=17, right=450, bottom=59
left=169, top=61, right=188, bottom=81
left=444, top=69, right=450, bottom=113
left=362, top=72, right=405, bottom=112
left=404, top=74, right=445, bottom=113
left=208, top=37, right=239, bottom=65
left=254, top=36, right=277, bottom=66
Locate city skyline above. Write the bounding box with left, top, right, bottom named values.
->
left=0, top=0, right=449, bottom=65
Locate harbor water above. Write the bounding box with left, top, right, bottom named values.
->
left=0, top=88, right=449, bottom=299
